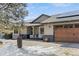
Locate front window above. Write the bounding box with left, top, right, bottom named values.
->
left=54, top=25, right=63, bottom=29
left=75, top=24, right=79, bottom=28
left=64, top=24, right=73, bottom=28
left=40, top=27, right=44, bottom=34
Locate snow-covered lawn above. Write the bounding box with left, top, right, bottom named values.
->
left=0, top=39, right=79, bottom=56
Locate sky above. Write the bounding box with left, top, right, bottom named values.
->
left=24, top=3, right=79, bottom=22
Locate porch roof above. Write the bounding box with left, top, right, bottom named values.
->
left=25, top=23, right=41, bottom=26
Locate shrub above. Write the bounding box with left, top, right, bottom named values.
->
left=4, top=33, right=12, bottom=39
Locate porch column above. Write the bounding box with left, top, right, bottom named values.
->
left=39, top=27, right=40, bottom=38
left=32, top=26, right=35, bottom=38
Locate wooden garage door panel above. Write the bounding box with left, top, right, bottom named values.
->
left=55, top=28, right=79, bottom=42
left=74, top=28, right=79, bottom=42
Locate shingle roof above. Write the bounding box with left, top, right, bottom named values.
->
left=41, top=10, right=79, bottom=23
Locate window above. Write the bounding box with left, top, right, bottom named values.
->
left=64, top=24, right=73, bottom=28
left=55, top=25, right=63, bottom=29
left=40, top=28, right=44, bottom=34
left=75, top=24, right=79, bottom=28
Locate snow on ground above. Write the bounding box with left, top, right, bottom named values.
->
left=0, top=40, right=79, bottom=56
left=0, top=42, right=59, bottom=56
left=0, top=39, right=61, bottom=56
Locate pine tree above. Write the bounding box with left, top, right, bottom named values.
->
left=0, top=3, right=28, bottom=48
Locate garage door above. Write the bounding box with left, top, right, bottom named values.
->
left=54, top=24, right=79, bottom=43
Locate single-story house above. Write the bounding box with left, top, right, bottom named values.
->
left=13, top=10, right=79, bottom=43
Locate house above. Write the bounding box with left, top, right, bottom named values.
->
left=13, top=10, right=79, bottom=43
left=42, top=10, right=79, bottom=43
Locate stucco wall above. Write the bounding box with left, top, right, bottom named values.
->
left=44, top=24, right=54, bottom=35
left=43, top=24, right=54, bottom=42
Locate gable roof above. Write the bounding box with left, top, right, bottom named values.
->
left=42, top=10, right=79, bottom=23
left=32, top=14, right=51, bottom=23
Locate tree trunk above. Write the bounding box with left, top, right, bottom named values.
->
left=17, top=35, right=22, bottom=48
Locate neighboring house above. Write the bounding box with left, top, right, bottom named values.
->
left=12, top=22, right=28, bottom=39
left=0, top=24, right=13, bottom=39
left=42, top=10, right=79, bottom=43
left=12, top=10, right=79, bottom=43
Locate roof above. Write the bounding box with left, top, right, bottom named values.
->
left=25, top=23, right=41, bottom=26
left=41, top=10, right=79, bottom=23
left=32, top=14, right=51, bottom=23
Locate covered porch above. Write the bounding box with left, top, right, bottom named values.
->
left=25, top=23, right=44, bottom=39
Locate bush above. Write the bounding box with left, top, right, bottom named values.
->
left=4, top=33, right=12, bottom=39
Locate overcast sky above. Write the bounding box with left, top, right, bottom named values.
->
left=24, top=3, right=79, bottom=22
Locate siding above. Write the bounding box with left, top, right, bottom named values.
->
left=44, top=24, right=54, bottom=35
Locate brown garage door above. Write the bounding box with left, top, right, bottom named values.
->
left=54, top=24, right=79, bottom=43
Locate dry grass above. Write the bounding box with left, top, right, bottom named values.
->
left=63, top=49, right=72, bottom=55
left=0, top=44, right=3, bottom=48
left=0, top=41, right=3, bottom=48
